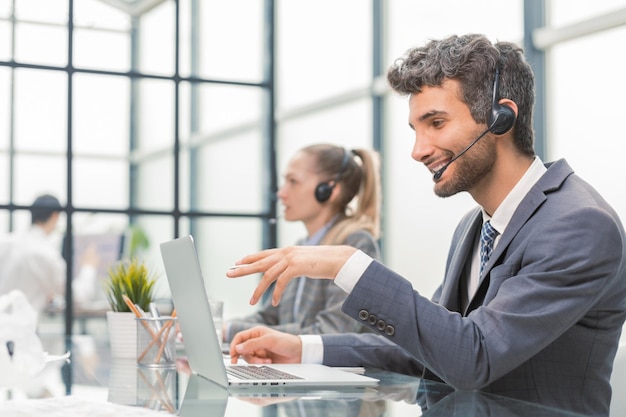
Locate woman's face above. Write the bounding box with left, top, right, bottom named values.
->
left=276, top=151, right=325, bottom=223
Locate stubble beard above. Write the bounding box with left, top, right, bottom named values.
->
left=433, top=136, right=497, bottom=198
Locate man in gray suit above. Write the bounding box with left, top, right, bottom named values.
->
left=226, top=34, right=626, bottom=417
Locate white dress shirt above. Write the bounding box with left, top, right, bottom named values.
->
left=467, top=156, right=547, bottom=298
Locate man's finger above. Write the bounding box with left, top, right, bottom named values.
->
left=271, top=275, right=290, bottom=306
left=250, top=272, right=277, bottom=305
left=234, top=339, right=273, bottom=364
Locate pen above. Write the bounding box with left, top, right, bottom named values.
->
left=148, top=302, right=162, bottom=330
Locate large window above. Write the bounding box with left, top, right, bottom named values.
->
left=544, top=0, right=626, bottom=227
left=0, top=0, right=274, bottom=334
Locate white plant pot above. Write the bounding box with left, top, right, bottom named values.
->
left=107, top=311, right=137, bottom=359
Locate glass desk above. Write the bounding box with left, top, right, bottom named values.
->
left=0, top=333, right=588, bottom=417
left=169, top=364, right=587, bottom=417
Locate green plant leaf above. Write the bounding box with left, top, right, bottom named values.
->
left=103, top=258, right=157, bottom=312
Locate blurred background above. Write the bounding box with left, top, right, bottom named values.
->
left=1, top=0, right=625, bottom=387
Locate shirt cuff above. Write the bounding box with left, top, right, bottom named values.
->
left=299, top=335, right=324, bottom=364
left=334, top=250, right=374, bottom=293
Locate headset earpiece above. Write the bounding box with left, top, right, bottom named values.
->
left=488, top=65, right=516, bottom=135
left=314, top=182, right=334, bottom=203
left=314, top=149, right=351, bottom=203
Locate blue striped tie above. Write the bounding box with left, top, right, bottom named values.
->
left=479, top=220, right=499, bottom=276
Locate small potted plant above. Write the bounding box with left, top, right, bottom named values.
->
left=104, top=258, right=157, bottom=359
left=105, top=258, right=156, bottom=313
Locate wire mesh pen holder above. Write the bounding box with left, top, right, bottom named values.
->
left=136, top=366, right=177, bottom=413
left=136, top=316, right=177, bottom=368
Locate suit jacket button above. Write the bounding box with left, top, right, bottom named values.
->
left=368, top=314, right=377, bottom=325
left=377, top=319, right=386, bottom=331
left=358, top=310, right=369, bottom=321
left=385, top=325, right=395, bottom=336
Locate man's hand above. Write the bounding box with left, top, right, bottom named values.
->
left=229, top=326, right=303, bottom=365
left=226, top=245, right=357, bottom=305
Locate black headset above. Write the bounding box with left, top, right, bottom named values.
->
left=314, top=149, right=351, bottom=203
left=487, top=62, right=516, bottom=135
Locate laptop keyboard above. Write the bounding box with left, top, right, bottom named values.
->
left=226, top=365, right=304, bottom=381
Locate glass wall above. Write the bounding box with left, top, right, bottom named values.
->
left=0, top=0, right=272, bottom=332
left=546, top=0, right=626, bottom=229
left=2, top=0, right=625, bottom=367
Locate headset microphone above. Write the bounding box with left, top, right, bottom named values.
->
left=432, top=127, right=490, bottom=181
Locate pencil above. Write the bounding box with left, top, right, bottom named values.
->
left=137, top=310, right=177, bottom=363
left=154, top=310, right=177, bottom=364
left=138, top=316, right=173, bottom=362
left=122, top=294, right=161, bottom=352
left=122, top=294, right=145, bottom=318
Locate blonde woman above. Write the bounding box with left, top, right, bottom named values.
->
left=224, top=143, right=381, bottom=342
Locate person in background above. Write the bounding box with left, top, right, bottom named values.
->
left=0, top=194, right=100, bottom=320
left=223, top=144, right=382, bottom=342
left=226, top=34, right=626, bottom=417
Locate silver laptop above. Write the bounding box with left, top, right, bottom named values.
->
left=160, top=235, right=379, bottom=388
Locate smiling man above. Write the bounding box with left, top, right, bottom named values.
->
left=226, top=34, right=626, bottom=416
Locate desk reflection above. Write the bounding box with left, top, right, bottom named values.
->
left=178, top=375, right=227, bottom=417
left=136, top=367, right=177, bottom=413
left=421, top=390, right=585, bottom=417
left=105, top=361, right=587, bottom=417
left=179, top=374, right=387, bottom=417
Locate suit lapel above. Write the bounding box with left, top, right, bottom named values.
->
left=476, top=160, right=572, bottom=280
left=466, top=160, right=572, bottom=311
left=437, top=159, right=573, bottom=314
left=438, top=211, right=482, bottom=311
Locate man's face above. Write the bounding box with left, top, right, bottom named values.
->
left=408, top=79, right=496, bottom=198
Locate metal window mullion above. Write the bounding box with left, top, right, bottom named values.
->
left=262, top=0, right=277, bottom=251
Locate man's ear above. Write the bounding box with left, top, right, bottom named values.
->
left=500, top=98, right=518, bottom=118
left=489, top=98, right=518, bottom=135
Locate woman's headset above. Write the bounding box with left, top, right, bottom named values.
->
left=314, top=149, right=351, bottom=203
